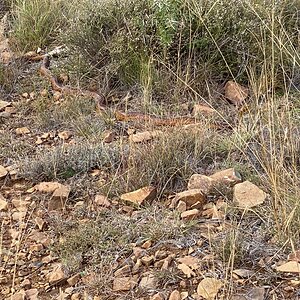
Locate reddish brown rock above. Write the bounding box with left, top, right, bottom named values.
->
left=181, top=209, right=200, bottom=220
left=171, top=189, right=206, bottom=210
left=121, top=186, right=157, bottom=205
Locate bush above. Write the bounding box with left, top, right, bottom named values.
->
left=61, top=0, right=300, bottom=98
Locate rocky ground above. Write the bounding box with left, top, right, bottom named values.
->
left=1, top=11, right=300, bottom=300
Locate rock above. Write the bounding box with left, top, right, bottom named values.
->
left=177, top=263, right=196, bottom=278
left=141, top=255, right=154, bottom=266
left=224, top=81, right=248, bottom=105
left=197, top=278, right=223, bottom=300
left=187, top=175, right=214, bottom=194
left=15, top=127, right=30, bottom=135
left=0, top=165, right=8, bottom=178
left=29, top=243, right=44, bottom=252
left=233, top=181, right=266, bottom=208
left=130, top=130, right=162, bottom=143
left=114, top=265, right=131, bottom=277
left=232, top=269, right=254, bottom=278
left=35, top=181, right=61, bottom=193
left=53, top=91, right=62, bottom=101
left=171, top=189, right=206, bottom=210
left=11, top=199, right=30, bottom=212
left=34, top=217, right=45, bottom=230
left=210, top=168, right=242, bottom=185
left=169, top=290, right=181, bottom=300
left=11, top=291, right=26, bottom=300
left=103, top=131, right=115, bottom=143
left=181, top=209, right=200, bottom=220
left=176, top=200, right=187, bottom=212
left=120, top=186, right=157, bottom=206
left=48, top=264, right=66, bottom=284
left=20, top=279, right=31, bottom=289
left=139, top=272, right=156, bottom=290
left=276, top=261, right=300, bottom=273
left=67, top=273, right=81, bottom=286
left=288, top=250, right=300, bottom=262
left=192, top=104, right=215, bottom=116
left=151, top=293, right=164, bottom=300
left=49, top=184, right=71, bottom=210
left=0, top=194, right=8, bottom=210
left=0, top=100, right=10, bottom=110
left=12, top=211, right=27, bottom=221
left=58, top=130, right=71, bottom=140
left=94, top=194, right=111, bottom=208
left=25, top=289, right=39, bottom=300
left=246, top=287, right=265, bottom=300
left=141, top=240, right=152, bottom=249
left=113, top=276, right=137, bottom=291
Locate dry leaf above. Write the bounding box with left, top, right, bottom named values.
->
left=177, top=256, right=200, bottom=270
left=197, top=278, right=223, bottom=300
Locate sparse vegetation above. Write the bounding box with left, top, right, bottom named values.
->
left=1, top=0, right=300, bottom=299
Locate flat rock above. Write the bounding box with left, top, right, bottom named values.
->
left=276, top=261, right=300, bottom=273
left=169, top=290, right=181, bottom=300
left=192, top=104, right=215, bottom=116
left=188, top=174, right=214, bottom=194
left=15, top=127, right=30, bottom=135
left=0, top=165, right=8, bottom=178
left=113, top=276, right=138, bottom=291
left=129, top=130, right=162, bottom=143
left=171, top=189, right=206, bottom=210
left=139, top=272, right=156, bottom=290
left=114, top=265, right=131, bottom=277
left=224, top=81, right=248, bottom=105
left=0, top=194, right=8, bottom=211
left=94, top=194, right=111, bottom=208
left=25, top=288, right=39, bottom=300
left=150, top=293, right=164, bottom=300
left=197, top=278, right=223, bottom=299
left=181, top=209, right=200, bottom=220
left=121, top=186, right=157, bottom=205
left=48, top=264, right=66, bottom=284
left=210, top=168, right=242, bottom=185
left=0, top=100, right=10, bottom=110
left=233, top=181, right=266, bottom=208
left=35, top=181, right=62, bottom=193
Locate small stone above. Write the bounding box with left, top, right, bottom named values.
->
left=188, top=174, right=214, bottom=194
left=276, top=261, right=300, bottom=273
left=53, top=91, right=62, bottom=101
left=11, top=199, right=30, bottom=212
left=48, top=264, right=66, bottom=284
left=71, top=293, right=81, bottom=300
left=114, top=265, right=131, bottom=277
left=22, top=92, right=29, bottom=98
left=0, top=194, right=8, bottom=210
left=171, top=189, right=206, bottom=210
left=169, top=290, right=181, bottom=300
left=133, top=247, right=146, bottom=258
left=15, top=127, right=30, bottom=135
left=120, top=186, right=157, bottom=206
left=49, top=185, right=70, bottom=211
left=5, top=106, right=17, bottom=114
left=150, top=293, right=164, bottom=300
left=210, top=168, right=242, bottom=185
left=11, top=291, right=26, bottom=300
left=197, top=278, right=223, bottom=299
left=141, top=255, right=154, bottom=266
left=192, top=104, right=215, bottom=116
left=67, top=273, right=81, bottom=286
left=181, top=209, right=200, bottom=220
left=29, top=243, right=44, bottom=252
left=94, top=194, right=111, bottom=208
left=20, top=278, right=31, bottom=289
left=0, top=100, right=10, bottom=110
left=224, top=81, right=248, bottom=105
left=113, top=276, right=137, bottom=291
left=34, top=217, right=45, bottom=230
left=139, top=272, right=156, bottom=290
left=35, top=181, right=61, bottom=193
left=40, top=89, right=48, bottom=97
left=58, top=131, right=71, bottom=141
left=0, top=165, right=8, bottom=178
left=29, top=92, right=35, bottom=99
left=103, top=131, right=115, bottom=143
left=36, top=137, right=43, bottom=145
left=176, top=200, right=187, bottom=212
left=130, top=130, right=162, bottom=143
left=12, top=211, right=27, bottom=221
left=233, top=181, right=266, bottom=208
left=25, top=288, right=39, bottom=300
left=141, top=240, right=152, bottom=249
